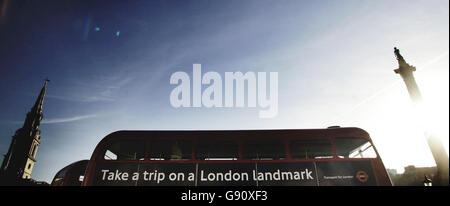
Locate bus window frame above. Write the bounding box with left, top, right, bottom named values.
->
left=147, top=137, right=194, bottom=161
left=288, top=137, right=335, bottom=160
left=95, top=135, right=380, bottom=163
left=241, top=138, right=287, bottom=160
left=99, top=136, right=147, bottom=163
left=332, top=136, right=379, bottom=159
left=51, top=160, right=88, bottom=186
left=194, top=138, right=240, bottom=161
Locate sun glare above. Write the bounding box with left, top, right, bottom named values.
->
left=355, top=53, right=449, bottom=173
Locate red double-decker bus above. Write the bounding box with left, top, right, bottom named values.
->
left=51, top=160, right=88, bottom=186
left=80, top=127, right=391, bottom=186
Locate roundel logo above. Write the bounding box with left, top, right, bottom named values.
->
left=356, top=171, right=369, bottom=183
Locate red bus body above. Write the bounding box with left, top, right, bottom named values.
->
left=82, top=127, right=392, bottom=186
left=51, top=160, right=88, bottom=186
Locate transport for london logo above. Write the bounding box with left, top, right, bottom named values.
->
left=169, top=64, right=278, bottom=118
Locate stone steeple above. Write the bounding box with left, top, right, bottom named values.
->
left=1, top=79, right=49, bottom=180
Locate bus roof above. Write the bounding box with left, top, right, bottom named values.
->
left=91, top=127, right=371, bottom=156
left=102, top=127, right=369, bottom=140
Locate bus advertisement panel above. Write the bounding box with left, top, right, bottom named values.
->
left=92, top=161, right=376, bottom=186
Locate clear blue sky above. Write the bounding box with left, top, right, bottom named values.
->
left=0, top=0, right=448, bottom=182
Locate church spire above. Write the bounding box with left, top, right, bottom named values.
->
left=22, top=79, right=49, bottom=130
left=1, top=79, right=49, bottom=182
left=33, top=78, right=49, bottom=113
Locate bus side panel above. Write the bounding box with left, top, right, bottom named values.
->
left=371, top=159, right=392, bottom=186
left=315, top=161, right=376, bottom=186
left=90, top=162, right=318, bottom=186
left=83, top=160, right=98, bottom=186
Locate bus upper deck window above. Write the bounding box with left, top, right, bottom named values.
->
left=290, top=139, right=333, bottom=159
left=335, top=138, right=377, bottom=158
left=103, top=140, right=146, bottom=160
left=149, top=140, right=192, bottom=160
left=243, top=140, right=286, bottom=160
left=51, top=168, right=68, bottom=186
left=195, top=141, right=238, bottom=160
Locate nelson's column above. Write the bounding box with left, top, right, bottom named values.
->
left=393, top=48, right=449, bottom=186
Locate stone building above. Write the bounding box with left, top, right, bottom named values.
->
left=0, top=80, right=49, bottom=185
left=389, top=165, right=437, bottom=186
